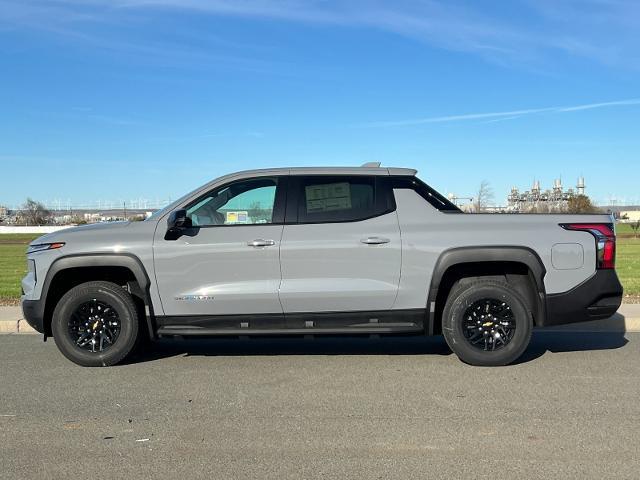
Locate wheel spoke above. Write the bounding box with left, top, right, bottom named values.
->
left=76, top=331, right=91, bottom=346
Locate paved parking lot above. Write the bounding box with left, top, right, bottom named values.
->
left=1, top=332, right=639, bottom=479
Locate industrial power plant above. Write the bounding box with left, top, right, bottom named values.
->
left=506, top=177, right=586, bottom=212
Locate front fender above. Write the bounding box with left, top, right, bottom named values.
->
left=24, top=253, right=154, bottom=338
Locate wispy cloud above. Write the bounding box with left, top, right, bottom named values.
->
left=557, top=99, right=640, bottom=112
left=480, top=115, right=524, bottom=125
left=355, top=98, right=640, bottom=128
left=0, top=0, right=290, bottom=72
left=1, top=0, right=640, bottom=69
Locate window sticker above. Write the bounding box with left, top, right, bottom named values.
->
left=226, top=211, right=248, bottom=224
left=305, top=182, right=352, bottom=213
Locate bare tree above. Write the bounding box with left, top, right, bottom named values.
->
left=475, top=180, right=494, bottom=212
left=631, top=220, right=640, bottom=238
left=21, top=198, right=51, bottom=225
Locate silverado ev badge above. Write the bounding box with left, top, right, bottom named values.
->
left=175, top=295, right=216, bottom=301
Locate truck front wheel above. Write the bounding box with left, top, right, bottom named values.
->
left=51, top=281, right=140, bottom=367
left=442, top=279, right=533, bottom=366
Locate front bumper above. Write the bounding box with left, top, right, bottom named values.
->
left=21, top=297, right=46, bottom=334
left=543, top=269, right=623, bottom=327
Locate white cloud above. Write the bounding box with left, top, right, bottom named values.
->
left=1, top=0, right=639, bottom=69
left=355, top=98, right=640, bottom=128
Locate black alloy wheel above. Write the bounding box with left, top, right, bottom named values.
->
left=68, top=299, right=121, bottom=353
left=462, top=298, right=516, bottom=351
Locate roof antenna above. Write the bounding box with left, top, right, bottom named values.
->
left=361, top=162, right=381, bottom=168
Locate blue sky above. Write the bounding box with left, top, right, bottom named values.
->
left=1, top=0, right=640, bottom=208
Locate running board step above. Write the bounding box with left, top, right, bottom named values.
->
left=157, top=324, right=422, bottom=337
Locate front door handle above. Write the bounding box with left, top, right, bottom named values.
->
left=247, top=239, right=276, bottom=247
left=360, top=236, right=390, bottom=245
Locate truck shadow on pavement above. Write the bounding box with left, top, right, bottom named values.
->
left=127, top=330, right=629, bottom=365
left=515, top=330, right=628, bottom=364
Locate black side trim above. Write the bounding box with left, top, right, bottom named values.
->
left=157, top=326, right=421, bottom=337
left=426, top=246, right=547, bottom=334
left=26, top=253, right=155, bottom=339
left=272, top=175, right=289, bottom=224
left=391, top=176, right=461, bottom=212
left=156, top=309, right=425, bottom=336
left=158, top=313, right=286, bottom=330
left=544, top=269, right=623, bottom=327
left=22, top=299, right=44, bottom=333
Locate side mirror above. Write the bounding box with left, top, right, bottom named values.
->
left=165, top=209, right=193, bottom=240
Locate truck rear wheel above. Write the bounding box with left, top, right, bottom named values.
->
left=51, top=281, right=140, bottom=367
left=442, top=279, right=533, bottom=366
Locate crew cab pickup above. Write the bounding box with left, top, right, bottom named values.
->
left=21, top=165, right=623, bottom=366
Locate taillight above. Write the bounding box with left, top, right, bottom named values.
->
left=560, top=223, right=616, bottom=269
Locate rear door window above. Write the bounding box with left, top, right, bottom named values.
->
left=295, top=176, right=392, bottom=223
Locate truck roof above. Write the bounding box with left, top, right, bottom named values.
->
left=228, top=164, right=418, bottom=178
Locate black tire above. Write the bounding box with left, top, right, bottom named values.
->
left=442, top=279, right=533, bottom=366
left=52, top=281, right=140, bottom=367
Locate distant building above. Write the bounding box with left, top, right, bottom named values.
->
left=620, top=210, right=640, bottom=222
left=84, top=212, right=102, bottom=223
left=0, top=205, right=7, bottom=218
left=53, top=214, right=74, bottom=224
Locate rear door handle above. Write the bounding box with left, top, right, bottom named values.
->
left=360, top=236, right=390, bottom=245
left=247, top=239, right=276, bottom=247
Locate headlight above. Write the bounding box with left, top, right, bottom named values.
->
left=27, top=242, right=65, bottom=254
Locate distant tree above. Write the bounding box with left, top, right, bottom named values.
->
left=21, top=198, right=51, bottom=225
left=247, top=201, right=270, bottom=223
left=475, top=180, right=494, bottom=212
left=631, top=220, right=640, bottom=238
left=566, top=195, right=601, bottom=214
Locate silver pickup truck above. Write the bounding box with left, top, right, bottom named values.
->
left=21, top=165, right=623, bottom=367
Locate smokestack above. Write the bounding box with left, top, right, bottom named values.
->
left=532, top=180, right=540, bottom=193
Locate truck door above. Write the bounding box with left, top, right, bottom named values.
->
left=278, top=175, right=401, bottom=313
left=153, top=176, right=287, bottom=316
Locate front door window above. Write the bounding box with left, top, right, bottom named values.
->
left=187, top=178, right=278, bottom=226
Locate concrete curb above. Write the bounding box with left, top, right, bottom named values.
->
left=0, top=308, right=36, bottom=334
left=0, top=320, right=36, bottom=334
left=1, top=305, right=639, bottom=335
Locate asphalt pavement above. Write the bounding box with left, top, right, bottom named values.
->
left=1, top=332, right=639, bottom=479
